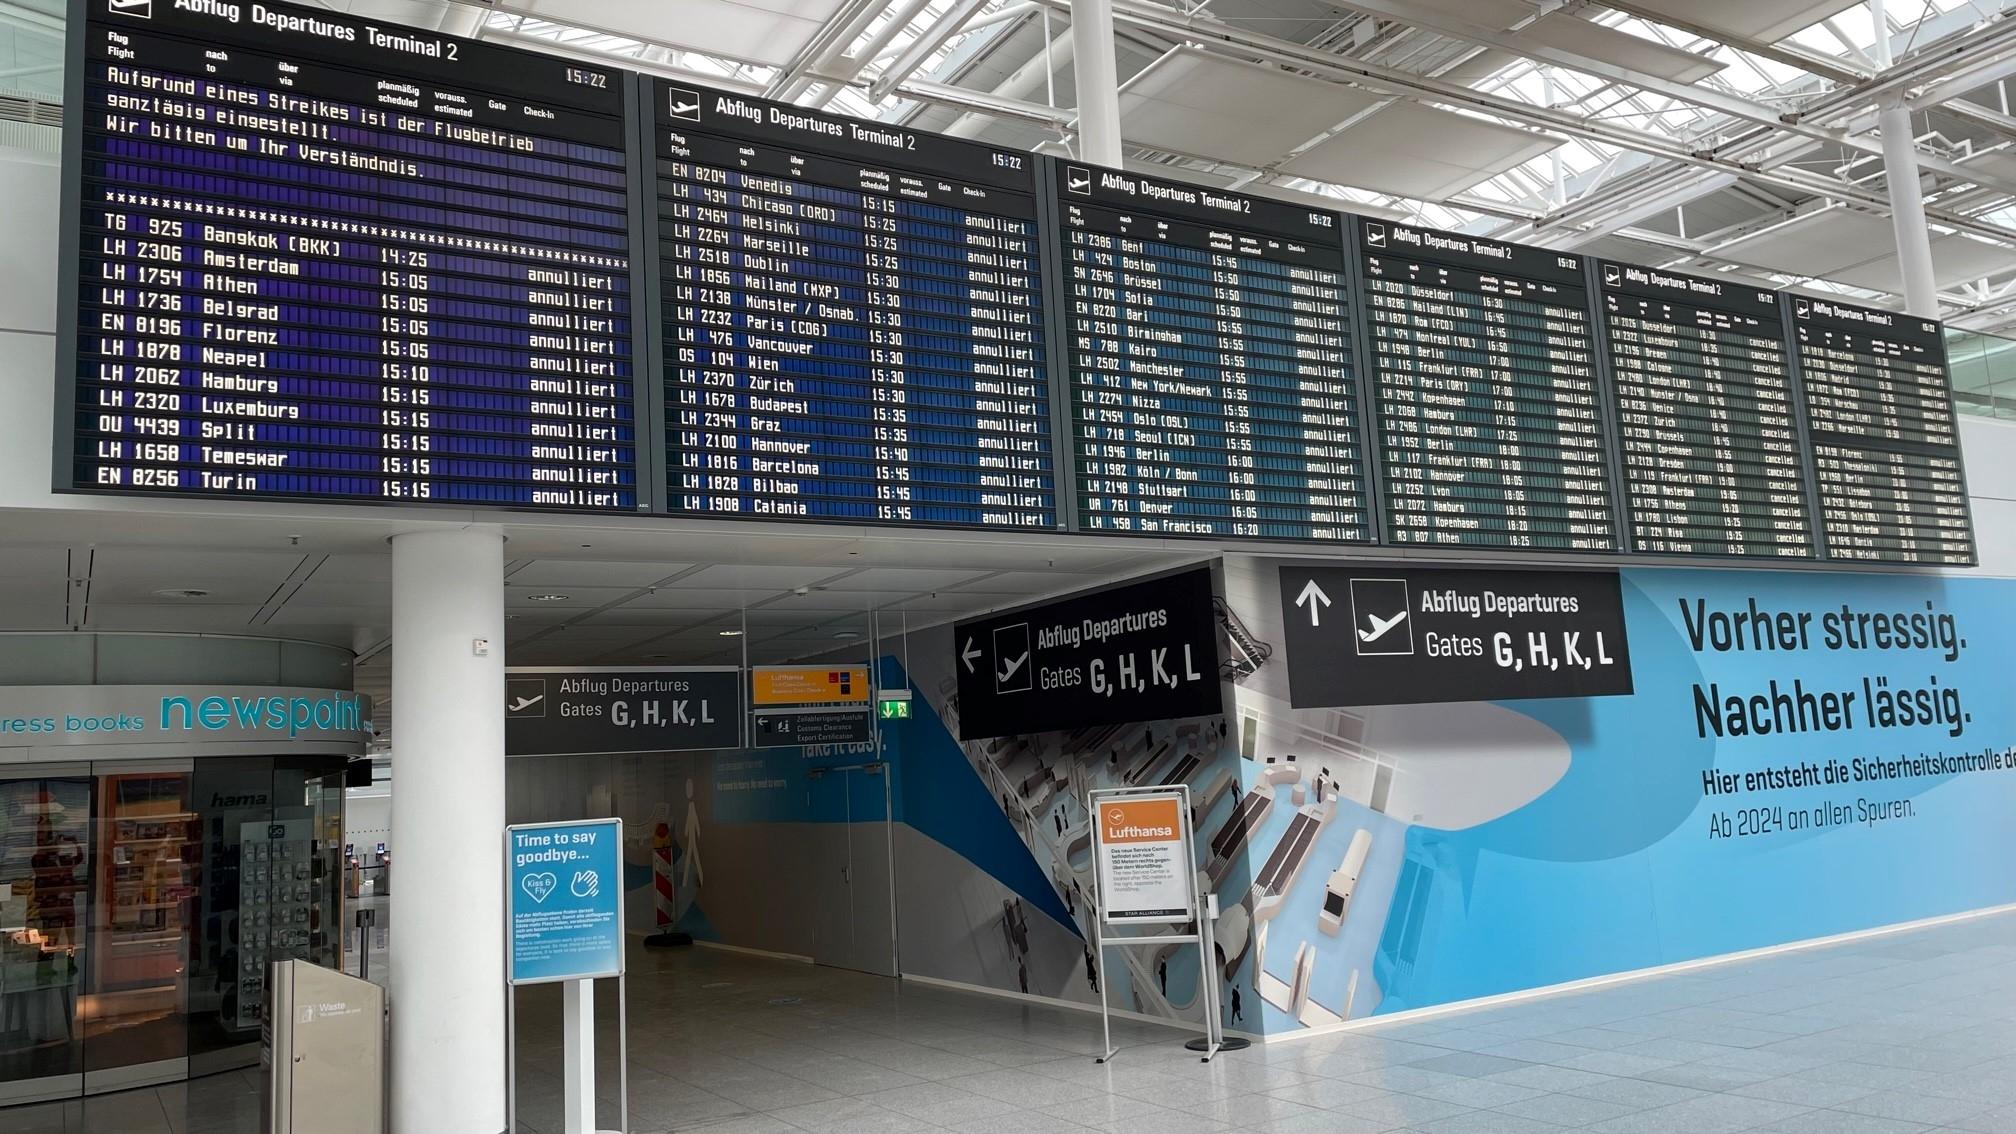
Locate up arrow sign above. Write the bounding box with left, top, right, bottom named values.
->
left=1295, top=579, right=1332, bottom=627
left=961, top=637, right=983, bottom=674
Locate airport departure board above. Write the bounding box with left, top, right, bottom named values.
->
left=1360, top=221, right=1618, bottom=550
left=1060, top=166, right=1370, bottom=540
left=56, top=6, right=1980, bottom=567
left=65, top=0, right=639, bottom=508
left=651, top=80, right=1054, bottom=527
left=1791, top=298, right=1975, bottom=564
left=1598, top=264, right=1815, bottom=558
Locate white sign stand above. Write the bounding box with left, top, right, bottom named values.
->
left=1087, top=784, right=1234, bottom=1063
left=504, top=819, right=628, bottom=1134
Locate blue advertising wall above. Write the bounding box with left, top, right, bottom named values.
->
left=1372, top=566, right=2016, bottom=1014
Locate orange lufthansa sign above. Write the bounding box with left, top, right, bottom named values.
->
left=750, top=665, right=870, bottom=706
left=1099, top=797, right=1182, bottom=845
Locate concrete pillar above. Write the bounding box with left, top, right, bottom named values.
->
left=389, top=527, right=507, bottom=1133
left=1070, top=0, right=1123, bottom=166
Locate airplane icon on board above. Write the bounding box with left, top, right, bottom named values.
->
left=1358, top=611, right=1407, bottom=644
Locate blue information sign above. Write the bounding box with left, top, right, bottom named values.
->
left=506, top=818, right=625, bottom=985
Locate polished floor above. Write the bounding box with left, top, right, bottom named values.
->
left=14, top=906, right=2016, bottom=1132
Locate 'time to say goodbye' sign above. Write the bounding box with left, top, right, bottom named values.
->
left=506, top=818, right=624, bottom=985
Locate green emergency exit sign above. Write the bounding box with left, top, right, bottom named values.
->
left=877, top=694, right=912, bottom=720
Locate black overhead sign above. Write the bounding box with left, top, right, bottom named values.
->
left=953, top=567, right=1224, bottom=741
left=1276, top=562, right=1633, bottom=708
left=505, top=668, right=742, bottom=755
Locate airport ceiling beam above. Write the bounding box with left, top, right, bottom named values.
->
left=1015, top=0, right=2016, bottom=247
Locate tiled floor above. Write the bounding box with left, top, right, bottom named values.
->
left=15, top=906, right=2016, bottom=1132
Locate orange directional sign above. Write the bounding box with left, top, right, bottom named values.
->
left=750, top=666, right=870, bottom=706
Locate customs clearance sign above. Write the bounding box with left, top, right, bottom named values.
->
left=953, top=567, right=1223, bottom=741
left=506, top=818, right=624, bottom=985
left=1276, top=560, right=1633, bottom=708
left=1094, top=795, right=1193, bottom=924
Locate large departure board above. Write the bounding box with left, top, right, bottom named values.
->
left=1060, top=166, right=1370, bottom=540
left=1360, top=221, right=1618, bottom=551
left=1598, top=263, right=1814, bottom=558
left=1791, top=298, right=1975, bottom=564
left=651, top=80, right=1054, bottom=527
left=64, top=0, right=639, bottom=508
left=53, top=5, right=1981, bottom=567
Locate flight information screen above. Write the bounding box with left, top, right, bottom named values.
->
left=1060, top=165, right=1370, bottom=540
left=1361, top=221, right=1617, bottom=551
left=1599, top=264, right=1814, bottom=558
left=652, top=80, right=1054, bottom=527
left=66, top=0, right=639, bottom=508
left=1792, top=298, right=1974, bottom=564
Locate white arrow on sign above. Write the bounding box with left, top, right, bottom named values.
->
left=961, top=637, right=983, bottom=674
left=1295, top=580, right=1332, bottom=627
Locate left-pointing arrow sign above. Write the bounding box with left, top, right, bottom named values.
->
left=961, top=637, right=983, bottom=673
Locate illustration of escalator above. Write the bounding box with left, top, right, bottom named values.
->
left=1214, top=597, right=1271, bottom=684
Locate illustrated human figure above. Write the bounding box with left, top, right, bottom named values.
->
left=1108, top=748, right=1118, bottom=774
left=1017, top=959, right=1028, bottom=994
left=1229, top=986, right=1243, bottom=1024
left=1157, top=956, right=1168, bottom=995
left=1084, top=946, right=1099, bottom=993
left=679, top=778, right=704, bottom=905
left=1055, top=809, right=1064, bottom=835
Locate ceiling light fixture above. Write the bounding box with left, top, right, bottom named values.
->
left=718, top=629, right=743, bottom=637
left=833, top=631, right=859, bottom=639
left=153, top=588, right=212, bottom=599
left=525, top=593, right=570, bottom=602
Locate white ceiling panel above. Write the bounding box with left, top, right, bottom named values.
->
left=91, top=548, right=308, bottom=585
left=812, top=567, right=998, bottom=593
left=90, top=577, right=281, bottom=605
left=1118, top=47, right=1385, bottom=167
left=1524, top=15, right=1725, bottom=83
left=1715, top=209, right=2016, bottom=292
left=87, top=604, right=263, bottom=631
left=504, top=585, right=635, bottom=608
left=503, top=0, right=851, bottom=67
left=507, top=560, right=694, bottom=588
left=1623, top=0, right=1861, bottom=43
left=673, top=564, right=857, bottom=591
left=0, top=546, right=68, bottom=578
left=1281, top=102, right=1564, bottom=201
left=310, top=554, right=392, bottom=583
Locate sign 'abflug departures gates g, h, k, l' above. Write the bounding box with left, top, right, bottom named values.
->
left=1276, top=560, right=1633, bottom=708
left=953, top=567, right=1223, bottom=741
left=505, top=667, right=742, bottom=756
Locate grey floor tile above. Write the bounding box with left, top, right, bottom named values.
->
left=1490, top=1092, right=1644, bottom=1127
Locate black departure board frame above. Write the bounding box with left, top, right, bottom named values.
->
left=645, top=77, right=1059, bottom=530
left=1054, top=162, right=1374, bottom=543
left=56, top=0, right=650, bottom=511
left=1594, top=262, right=1820, bottom=560
left=1786, top=295, right=1976, bottom=565
left=1356, top=219, right=1623, bottom=553
left=48, top=0, right=1979, bottom=568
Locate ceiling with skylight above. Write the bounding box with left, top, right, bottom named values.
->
left=9, top=0, right=2016, bottom=331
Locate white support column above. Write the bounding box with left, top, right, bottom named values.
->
left=390, top=527, right=507, bottom=1134
left=1870, top=0, right=1938, bottom=319
left=1880, top=101, right=1940, bottom=317
left=561, top=980, right=597, bottom=1134
left=1069, top=0, right=1123, bottom=166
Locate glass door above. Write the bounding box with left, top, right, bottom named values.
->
left=83, top=764, right=195, bottom=1094
left=0, top=769, right=92, bottom=1106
